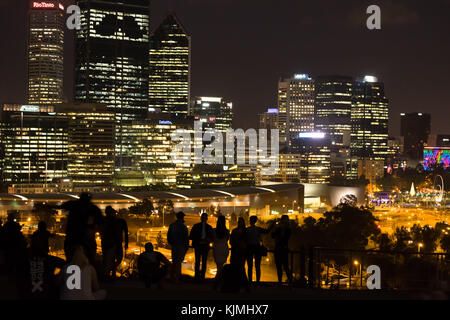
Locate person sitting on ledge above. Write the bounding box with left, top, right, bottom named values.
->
left=137, top=242, right=171, bottom=289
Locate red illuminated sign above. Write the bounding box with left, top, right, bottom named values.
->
left=32, top=2, right=64, bottom=10
left=32, top=2, right=55, bottom=9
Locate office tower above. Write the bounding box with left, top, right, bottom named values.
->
left=350, top=76, right=389, bottom=161
left=256, top=153, right=302, bottom=183
left=314, top=75, right=353, bottom=152
left=278, top=74, right=315, bottom=146
left=28, top=1, right=65, bottom=104
left=124, top=114, right=193, bottom=187
left=189, top=97, right=233, bottom=133
left=59, top=103, right=115, bottom=186
left=74, top=0, right=150, bottom=167
left=0, top=104, right=68, bottom=184
left=400, top=112, right=431, bottom=160
left=291, top=132, right=331, bottom=184
left=149, top=13, right=191, bottom=116
left=259, top=108, right=279, bottom=130
left=386, top=136, right=404, bottom=171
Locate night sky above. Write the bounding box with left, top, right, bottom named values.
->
left=1, top=0, right=449, bottom=135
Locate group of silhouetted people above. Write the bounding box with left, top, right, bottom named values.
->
left=0, top=192, right=128, bottom=299
left=164, top=211, right=294, bottom=292
left=0, top=193, right=294, bottom=298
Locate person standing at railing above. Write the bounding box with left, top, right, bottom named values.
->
left=213, top=215, right=230, bottom=276
left=167, top=211, right=189, bottom=283
left=245, top=216, right=273, bottom=284
left=230, top=217, right=247, bottom=268
left=189, top=213, right=214, bottom=281
left=271, top=215, right=293, bottom=284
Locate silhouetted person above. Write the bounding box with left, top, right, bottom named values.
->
left=31, top=221, right=55, bottom=255
left=245, top=216, right=272, bottom=283
left=189, top=213, right=214, bottom=281
left=272, top=215, right=293, bottom=284
left=113, top=207, right=128, bottom=273
left=213, top=263, right=250, bottom=293
left=1, top=212, right=29, bottom=298
left=100, top=206, right=128, bottom=280
left=27, top=231, right=65, bottom=299
left=100, top=206, right=116, bottom=279
left=213, top=215, right=230, bottom=275
left=137, top=242, right=171, bottom=289
left=230, top=217, right=247, bottom=268
left=60, top=193, right=103, bottom=263
left=2, top=212, right=28, bottom=275
left=167, top=211, right=188, bottom=282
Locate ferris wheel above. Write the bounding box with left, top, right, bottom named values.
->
left=433, top=175, right=444, bottom=204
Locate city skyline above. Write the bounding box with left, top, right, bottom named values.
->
left=0, top=0, right=449, bottom=136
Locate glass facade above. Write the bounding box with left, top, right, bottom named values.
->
left=189, top=97, right=233, bottom=133
left=75, top=0, right=150, bottom=167
left=127, top=116, right=193, bottom=187
left=350, top=77, right=389, bottom=161
left=291, top=135, right=331, bottom=184
left=1, top=105, right=68, bottom=184
left=278, top=74, right=315, bottom=146
left=149, top=14, right=190, bottom=116
left=28, top=1, right=65, bottom=104
left=314, top=75, right=353, bottom=152
left=59, top=103, right=115, bottom=186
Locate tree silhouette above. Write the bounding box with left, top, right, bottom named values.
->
left=32, top=202, right=57, bottom=229
left=128, top=199, right=154, bottom=218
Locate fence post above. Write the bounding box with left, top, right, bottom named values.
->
left=300, top=245, right=306, bottom=287
left=308, top=247, right=314, bottom=287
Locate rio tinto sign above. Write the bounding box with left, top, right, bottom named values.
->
left=32, top=2, right=64, bottom=10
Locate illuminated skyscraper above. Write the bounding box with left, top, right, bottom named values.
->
left=28, top=1, right=65, bottom=104
left=278, top=74, right=315, bottom=146
left=0, top=104, right=68, bottom=184
left=60, top=103, right=115, bottom=186
left=189, top=97, right=233, bottom=133
left=314, top=75, right=353, bottom=152
left=125, top=114, right=194, bottom=187
left=291, top=132, right=331, bottom=184
left=149, top=13, right=191, bottom=116
left=350, top=76, right=389, bottom=161
left=74, top=0, right=150, bottom=167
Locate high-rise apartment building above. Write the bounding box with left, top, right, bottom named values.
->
left=28, top=1, right=65, bottom=104
left=400, top=112, right=431, bottom=160
left=278, top=74, right=315, bottom=146
left=149, top=13, right=191, bottom=116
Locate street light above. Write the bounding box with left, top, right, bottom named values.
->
left=354, top=260, right=362, bottom=288
left=418, top=243, right=423, bottom=253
